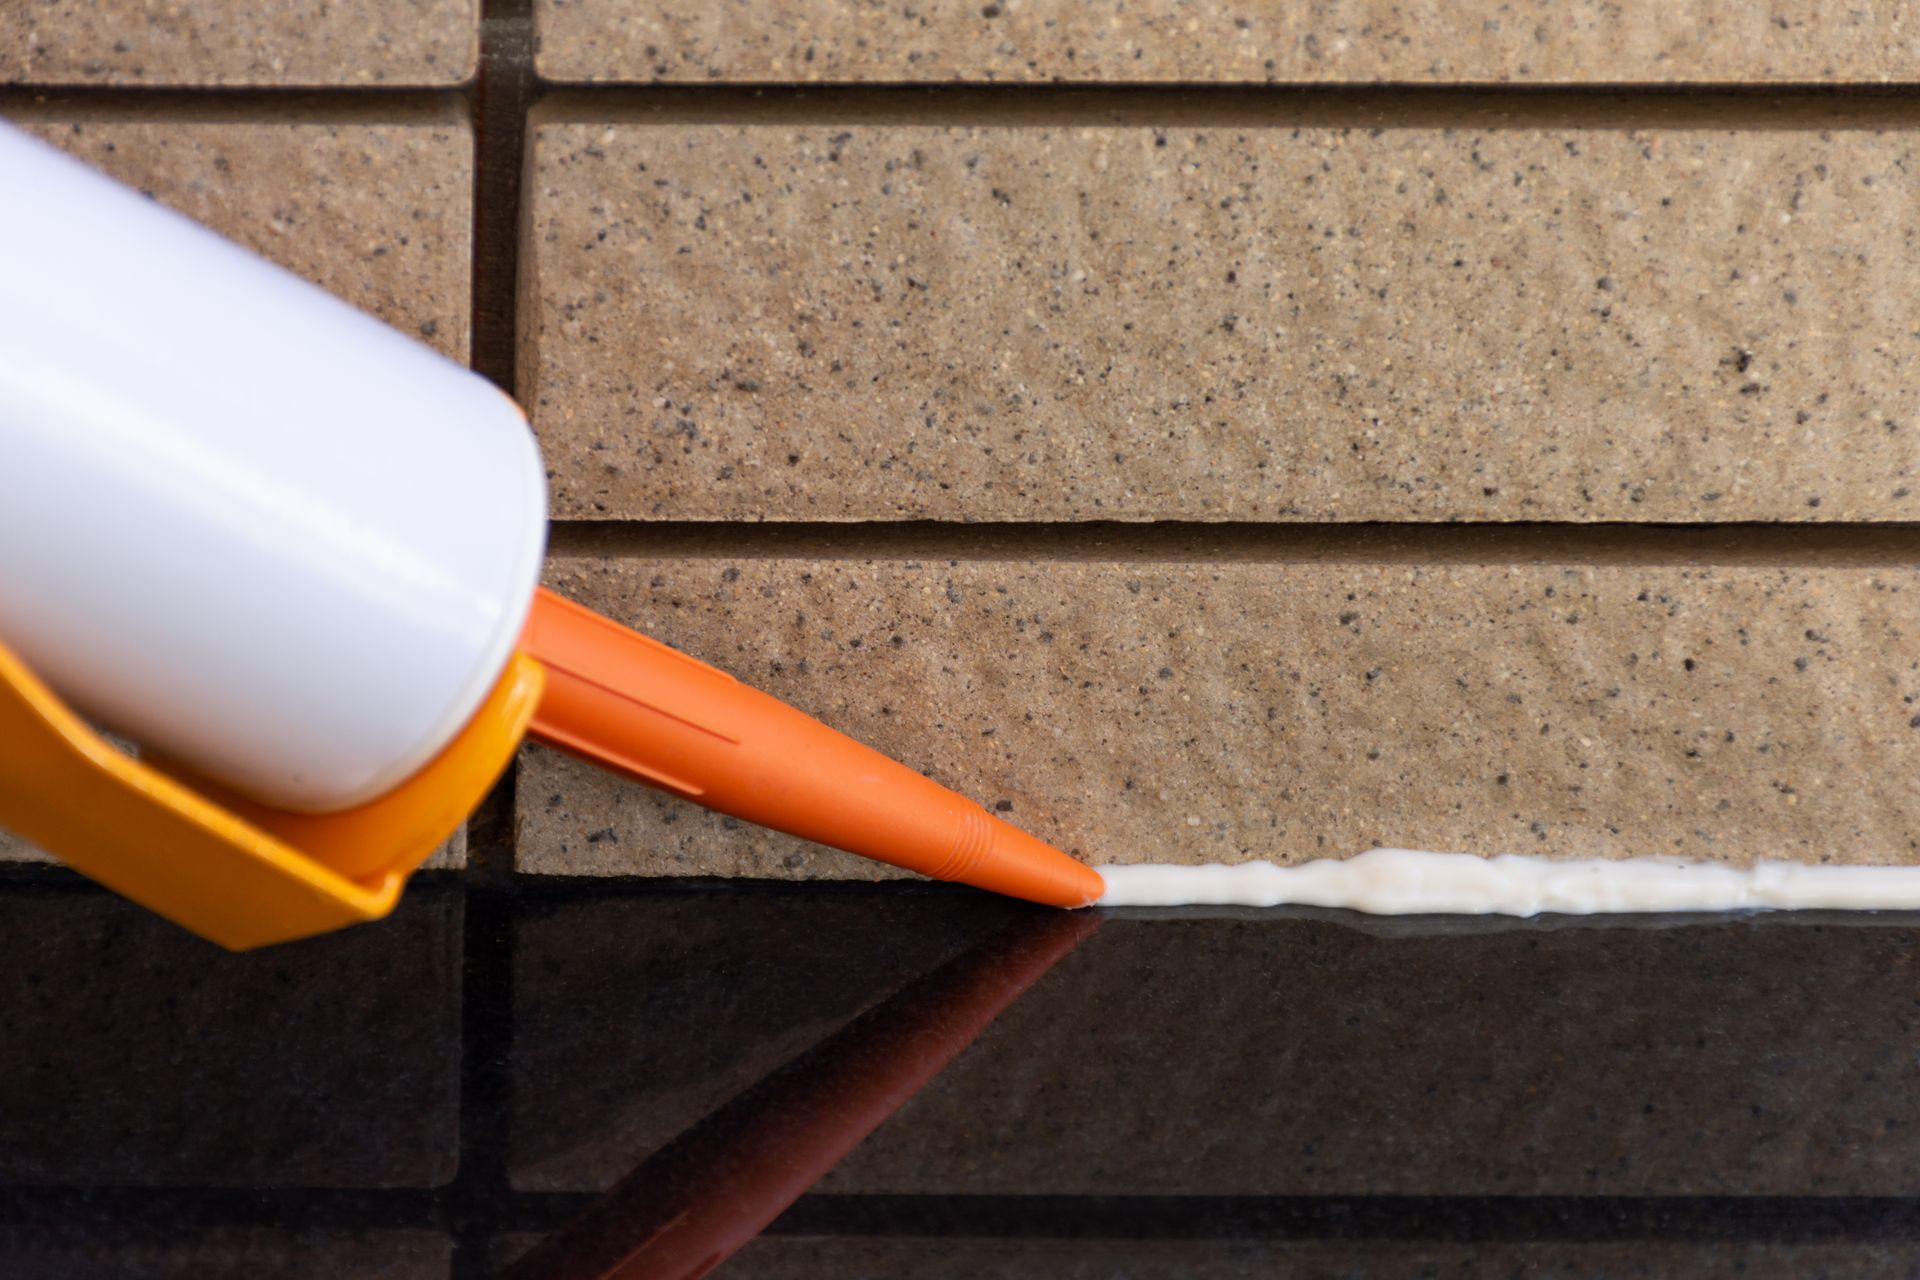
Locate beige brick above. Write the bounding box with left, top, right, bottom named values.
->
left=524, top=112, right=1920, bottom=522
left=722, top=1240, right=1920, bottom=1279
left=535, top=1, right=1920, bottom=84
left=0, top=1228, right=450, bottom=1280
left=814, top=915, right=1920, bottom=1194
left=16, top=108, right=472, bottom=359
left=519, top=549, right=1920, bottom=876
left=4, top=0, right=476, bottom=86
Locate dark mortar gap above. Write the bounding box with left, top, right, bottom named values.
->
left=0, top=88, right=464, bottom=123
left=532, top=83, right=1920, bottom=131
left=547, top=519, right=1920, bottom=569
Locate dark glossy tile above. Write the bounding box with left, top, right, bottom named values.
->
left=0, top=887, right=461, bottom=1187
left=817, top=912, right=1920, bottom=1196
left=509, top=892, right=1023, bottom=1191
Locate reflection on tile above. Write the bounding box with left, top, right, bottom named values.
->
left=0, top=1225, right=450, bottom=1280
left=510, top=894, right=1022, bottom=1191
left=493, top=1233, right=544, bottom=1273
left=717, top=1238, right=1920, bottom=1279
left=816, top=914, right=1920, bottom=1196
left=506, top=910, right=1100, bottom=1280
left=0, top=888, right=461, bottom=1186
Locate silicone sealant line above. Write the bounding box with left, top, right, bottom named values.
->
left=1093, top=848, right=1920, bottom=916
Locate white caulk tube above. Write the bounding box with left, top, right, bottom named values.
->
left=0, top=121, right=548, bottom=812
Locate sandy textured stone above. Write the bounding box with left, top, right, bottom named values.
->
left=722, top=1240, right=1920, bottom=1279
left=0, top=1228, right=450, bottom=1280
left=524, top=114, right=1920, bottom=522
left=518, top=551, right=1920, bottom=876
left=17, top=109, right=472, bottom=359
left=535, top=1, right=1920, bottom=84
left=4, top=0, right=475, bottom=86
left=816, top=915, right=1920, bottom=1194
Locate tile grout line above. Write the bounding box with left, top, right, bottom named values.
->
left=528, top=81, right=1920, bottom=128
left=0, top=87, right=466, bottom=122
left=9, top=1184, right=1919, bottom=1244
left=449, top=0, right=534, bottom=1273
left=7, top=81, right=1918, bottom=127
left=758, top=1192, right=1920, bottom=1243
left=544, top=519, right=1920, bottom=569
left=489, top=1190, right=1920, bottom=1243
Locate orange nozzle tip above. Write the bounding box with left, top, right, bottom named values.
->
left=979, top=818, right=1109, bottom=909
left=1041, top=859, right=1110, bottom=910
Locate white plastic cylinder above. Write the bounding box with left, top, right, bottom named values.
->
left=0, top=121, right=548, bottom=812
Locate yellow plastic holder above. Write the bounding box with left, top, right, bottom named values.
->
left=0, top=635, right=541, bottom=951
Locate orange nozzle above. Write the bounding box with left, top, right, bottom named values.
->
left=519, top=588, right=1104, bottom=909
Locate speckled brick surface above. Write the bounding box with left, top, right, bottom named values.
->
left=523, top=113, right=1920, bottom=522
left=17, top=109, right=472, bottom=359
left=535, top=0, right=1920, bottom=84
left=517, top=554, right=1920, bottom=877
left=3, top=0, right=476, bottom=86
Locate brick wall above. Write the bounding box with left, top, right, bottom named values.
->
left=6, top=3, right=1920, bottom=886
left=5, top=5, right=1920, bottom=1271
